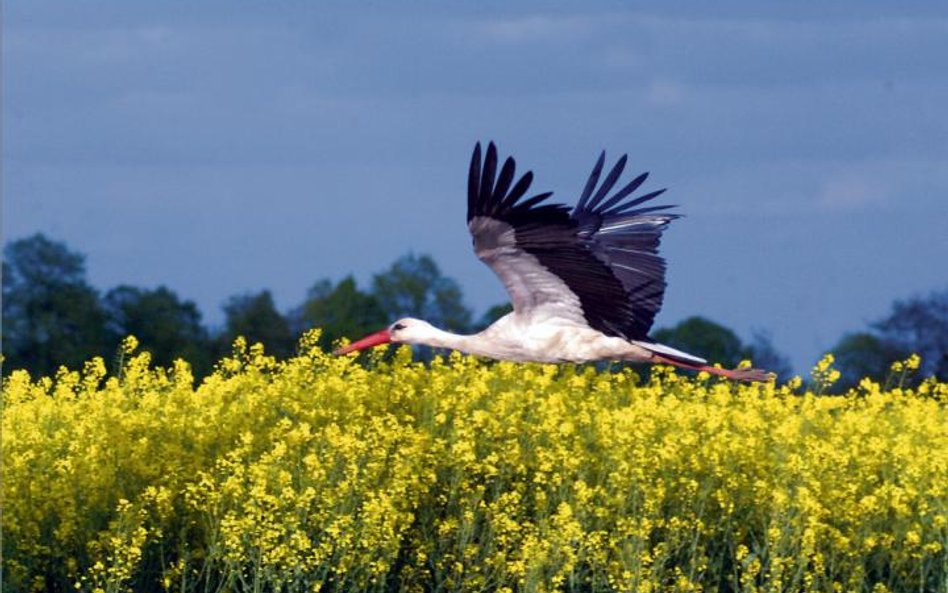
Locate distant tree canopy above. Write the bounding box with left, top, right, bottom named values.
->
left=2, top=234, right=110, bottom=376
left=743, top=330, right=795, bottom=381
left=370, top=254, right=472, bottom=332
left=874, top=290, right=948, bottom=380
left=1, top=235, right=488, bottom=379
left=829, top=289, right=948, bottom=388
left=288, top=254, right=475, bottom=361
left=650, top=316, right=793, bottom=379
left=291, top=276, right=387, bottom=351
left=104, top=285, right=213, bottom=376
left=220, top=290, right=295, bottom=359
left=651, top=317, right=744, bottom=368
left=24, top=231, right=948, bottom=388
left=831, top=332, right=908, bottom=390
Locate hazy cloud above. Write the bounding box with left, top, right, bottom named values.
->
left=644, top=80, right=687, bottom=106
left=819, top=177, right=889, bottom=211
left=475, top=14, right=599, bottom=43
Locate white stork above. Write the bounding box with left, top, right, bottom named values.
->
left=335, top=142, right=772, bottom=382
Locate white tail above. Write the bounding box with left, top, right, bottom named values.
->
left=633, top=340, right=707, bottom=365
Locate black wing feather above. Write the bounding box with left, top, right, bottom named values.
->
left=585, top=155, right=627, bottom=211
left=468, top=143, right=482, bottom=218
left=503, top=171, right=534, bottom=209
left=467, top=141, right=563, bottom=224
left=575, top=151, right=605, bottom=213
left=479, top=143, right=498, bottom=208
left=571, top=151, right=679, bottom=338
left=596, top=171, right=649, bottom=214
left=467, top=141, right=679, bottom=340
left=493, top=157, right=516, bottom=204
left=605, top=189, right=669, bottom=216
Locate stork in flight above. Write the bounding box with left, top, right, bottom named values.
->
left=335, top=142, right=772, bottom=382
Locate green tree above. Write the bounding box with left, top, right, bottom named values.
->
left=651, top=316, right=744, bottom=369
left=219, top=290, right=294, bottom=358
left=743, top=330, right=794, bottom=380
left=874, top=289, right=948, bottom=380
left=2, top=234, right=110, bottom=377
left=831, top=332, right=908, bottom=390
left=650, top=317, right=793, bottom=378
left=292, top=276, right=387, bottom=351
left=371, top=253, right=472, bottom=332
left=103, top=285, right=213, bottom=377
left=828, top=290, right=947, bottom=388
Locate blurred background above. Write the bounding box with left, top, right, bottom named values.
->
left=3, top=2, right=946, bottom=381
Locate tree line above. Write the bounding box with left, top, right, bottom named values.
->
left=3, top=233, right=946, bottom=387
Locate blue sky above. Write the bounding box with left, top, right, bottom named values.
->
left=4, top=2, right=947, bottom=373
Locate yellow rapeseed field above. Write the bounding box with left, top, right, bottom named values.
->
left=2, top=332, right=947, bottom=593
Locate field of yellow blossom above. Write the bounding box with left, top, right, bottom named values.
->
left=2, top=332, right=947, bottom=593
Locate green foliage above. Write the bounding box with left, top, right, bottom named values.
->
left=832, top=332, right=908, bottom=390
left=829, top=289, right=948, bottom=388
left=2, top=233, right=111, bottom=376
left=371, top=253, right=472, bottom=332
left=874, top=289, right=948, bottom=380
left=3, top=233, right=820, bottom=382
left=743, top=330, right=794, bottom=380
left=291, top=276, right=388, bottom=351
left=651, top=318, right=793, bottom=379
left=220, top=290, right=295, bottom=358
left=652, top=316, right=744, bottom=368
left=103, top=285, right=213, bottom=377
left=1, top=234, right=489, bottom=378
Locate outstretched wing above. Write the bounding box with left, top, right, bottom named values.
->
left=467, top=141, right=679, bottom=339
left=569, top=150, right=680, bottom=338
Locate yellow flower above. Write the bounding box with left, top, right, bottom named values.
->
left=2, top=332, right=946, bottom=592
left=905, top=353, right=921, bottom=371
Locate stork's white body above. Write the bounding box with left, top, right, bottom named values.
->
left=437, top=314, right=651, bottom=363
left=477, top=312, right=644, bottom=363
left=384, top=314, right=705, bottom=365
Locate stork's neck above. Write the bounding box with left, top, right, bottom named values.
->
left=412, top=324, right=518, bottom=360
left=416, top=326, right=482, bottom=354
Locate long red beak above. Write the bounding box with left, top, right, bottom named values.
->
left=332, top=328, right=392, bottom=355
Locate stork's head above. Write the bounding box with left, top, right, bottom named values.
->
left=332, top=318, right=435, bottom=355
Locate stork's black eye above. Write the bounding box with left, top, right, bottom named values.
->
left=392, top=322, right=406, bottom=331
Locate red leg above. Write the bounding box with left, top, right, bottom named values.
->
left=651, top=354, right=774, bottom=382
